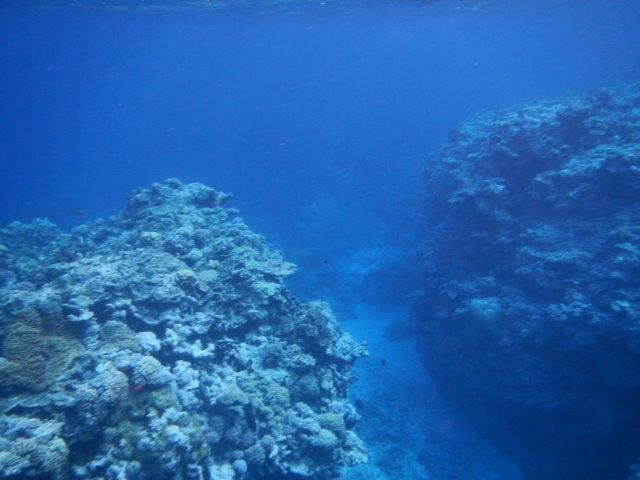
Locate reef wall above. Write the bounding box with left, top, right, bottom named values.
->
left=416, top=84, right=640, bottom=479
left=0, top=179, right=366, bottom=479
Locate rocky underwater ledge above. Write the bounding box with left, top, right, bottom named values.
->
left=0, top=179, right=367, bottom=480
left=416, top=83, right=640, bottom=480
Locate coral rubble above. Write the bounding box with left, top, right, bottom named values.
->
left=416, top=84, right=640, bottom=479
left=0, top=179, right=366, bottom=479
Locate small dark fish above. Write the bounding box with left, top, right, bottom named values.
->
left=73, top=209, right=86, bottom=219
left=354, top=398, right=365, bottom=411
left=381, top=358, right=387, bottom=367
left=322, top=259, right=329, bottom=265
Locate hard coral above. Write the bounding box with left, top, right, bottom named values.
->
left=417, top=83, right=640, bottom=480
left=0, top=179, right=365, bottom=479
left=0, top=308, right=83, bottom=393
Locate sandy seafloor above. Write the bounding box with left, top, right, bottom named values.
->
left=340, top=304, right=524, bottom=480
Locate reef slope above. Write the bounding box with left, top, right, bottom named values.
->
left=0, top=179, right=366, bottom=480
left=416, top=84, right=640, bottom=479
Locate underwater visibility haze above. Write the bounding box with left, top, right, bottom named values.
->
left=1, top=0, right=640, bottom=479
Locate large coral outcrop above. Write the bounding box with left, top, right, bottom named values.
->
left=416, top=84, right=640, bottom=480
left=0, top=179, right=366, bottom=479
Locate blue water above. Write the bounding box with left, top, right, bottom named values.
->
left=1, top=0, right=640, bottom=478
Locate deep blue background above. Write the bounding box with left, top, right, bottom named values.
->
left=1, top=0, right=639, bottom=301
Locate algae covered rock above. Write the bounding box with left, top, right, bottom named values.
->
left=416, top=84, right=640, bottom=480
left=0, top=179, right=366, bottom=479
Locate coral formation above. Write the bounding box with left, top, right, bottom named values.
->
left=0, top=179, right=366, bottom=479
left=416, top=83, right=640, bottom=480
left=0, top=308, right=84, bottom=392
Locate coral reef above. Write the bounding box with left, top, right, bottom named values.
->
left=416, top=84, right=640, bottom=479
left=0, top=179, right=366, bottom=479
